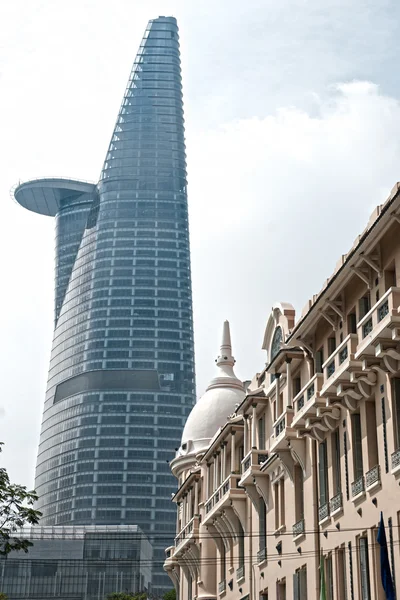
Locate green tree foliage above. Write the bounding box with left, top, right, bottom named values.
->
left=0, top=443, right=42, bottom=556
left=0, top=593, right=8, bottom=599
left=162, top=590, right=176, bottom=600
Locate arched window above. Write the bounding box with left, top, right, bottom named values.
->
left=270, top=326, right=283, bottom=361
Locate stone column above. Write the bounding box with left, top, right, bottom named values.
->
left=213, top=454, right=218, bottom=490
left=206, top=464, right=210, bottom=497
left=230, top=431, right=236, bottom=473
left=243, top=415, right=248, bottom=454
left=188, top=487, right=193, bottom=520
left=286, top=358, right=292, bottom=408
left=194, top=479, right=199, bottom=515
left=251, top=403, right=257, bottom=448
left=221, top=443, right=226, bottom=481
left=275, top=373, right=281, bottom=420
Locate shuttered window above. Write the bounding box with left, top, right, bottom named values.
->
left=352, top=414, right=363, bottom=480
left=359, top=537, right=371, bottom=600
left=319, top=441, right=328, bottom=506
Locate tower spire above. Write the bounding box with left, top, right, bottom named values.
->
left=207, top=321, right=244, bottom=391
left=216, top=320, right=235, bottom=367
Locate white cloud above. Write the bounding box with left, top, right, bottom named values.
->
left=187, top=81, right=400, bottom=397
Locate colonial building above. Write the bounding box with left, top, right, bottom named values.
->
left=164, top=181, right=400, bottom=600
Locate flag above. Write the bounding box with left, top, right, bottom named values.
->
left=320, top=552, right=326, bottom=600
left=377, top=512, right=395, bottom=600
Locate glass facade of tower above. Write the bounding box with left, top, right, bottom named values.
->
left=14, top=16, right=195, bottom=593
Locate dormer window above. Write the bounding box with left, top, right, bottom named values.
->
left=270, top=326, right=283, bottom=361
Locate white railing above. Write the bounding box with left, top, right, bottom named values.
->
left=322, top=334, right=358, bottom=383
left=293, top=373, right=324, bottom=413
left=175, top=516, right=196, bottom=546
left=357, top=287, right=400, bottom=342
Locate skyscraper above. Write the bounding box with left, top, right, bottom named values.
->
left=13, top=16, right=195, bottom=593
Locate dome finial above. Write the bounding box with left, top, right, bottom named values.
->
left=216, top=320, right=235, bottom=367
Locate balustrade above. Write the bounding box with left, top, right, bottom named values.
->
left=329, top=492, right=342, bottom=514
left=351, top=475, right=365, bottom=498
left=391, top=447, right=400, bottom=470
left=318, top=503, right=329, bottom=522
left=292, top=518, right=305, bottom=537
left=365, top=465, right=380, bottom=489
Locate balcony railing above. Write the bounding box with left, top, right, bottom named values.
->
left=322, top=334, right=358, bottom=385
left=241, top=449, right=269, bottom=473
left=292, top=374, right=324, bottom=425
left=236, top=565, right=245, bottom=581
left=175, top=515, right=197, bottom=546
left=329, top=491, right=343, bottom=514
left=218, top=580, right=226, bottom=594
left=275, top=414, right=285, bottom=437
left=365, top=465, right=380, bottom=489
left=318, top=503, right=329, bottom=522
left=204, top=475, right=242, bottom=515
left=356, top=287, right=400, bottom=356
left=257, top=547, right=267, bottom=563
left=392, top=447, right=400, bottom=470
left=292, top=518, right=305, bottom=537
left=351, top=475, right=365, bottom=498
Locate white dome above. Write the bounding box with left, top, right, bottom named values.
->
left=175, top=321, right=246, bottom=462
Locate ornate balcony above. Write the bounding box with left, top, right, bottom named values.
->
left=320, top=334, right=361, bottom=397
left=241, top=449, right=269, bottom=474
left=318, top=503, right=330, bottom=522
left=365, top=465, right=381, bottom=490
left=329, top=491, right=343, bottom=515
left=203, top=474, right=246, bottom=527
left=356, top=287, right=400, bottom=360
left=257, top=547, right=267, bottom=563
left=292, top=518, right=305, bottom=538
left=218, top=580, right=226, bottom=594
left=391, top=447, right=400, bottom=473
left=270, top=409, right=296, bottom=452
left=351, top=475, right=365, bottom=499
left=175, top=515, right=199, bottom=552
left=236, top=565, right=245, bottom=582
left=291, top=374, right=325, bottom=429
left=239, top=450, right=270, bottom=510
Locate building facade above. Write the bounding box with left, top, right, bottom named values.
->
left=165, top=182, right=400, bottom=600
left=0, top=525, right=151, bottom=600
left=13, top=16, right=195, bottom=593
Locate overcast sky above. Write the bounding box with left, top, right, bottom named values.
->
left=2, top=0, right=400, bottom=486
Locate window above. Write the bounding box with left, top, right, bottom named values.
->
left=352, top=414, right=363, bottom=480
left=328, top=337, right=336, bottom=356
left=293, top=566, right=307, bottom=600
left=332, top=430, right=341, bottom=494
left=294, top=465, right=304, bottom=524
left=391, top=378, right=400, bottom=449
left=359, top=536, right=371, bottom=600
left=315, top=348, right=324, bottom=374
left=274, top=478, right=285, bottom=530
left=293, top=376, right=301, bottom=396
left=258, top=416, right=265, bottom=450
left=348, top=312, right=357, bottom=334
left=277, top=579, right=286, bottom=600
left=259, top=496, right=267, bottom=555
left=326, top=554, right=334, bottom=600
left=337, top=547, right=347, bottom=600
left=365, top=402, right=378, bottom=469
left=359, top=295, right=371, bottom=320
left=318, top=441, right=328, bottom=509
